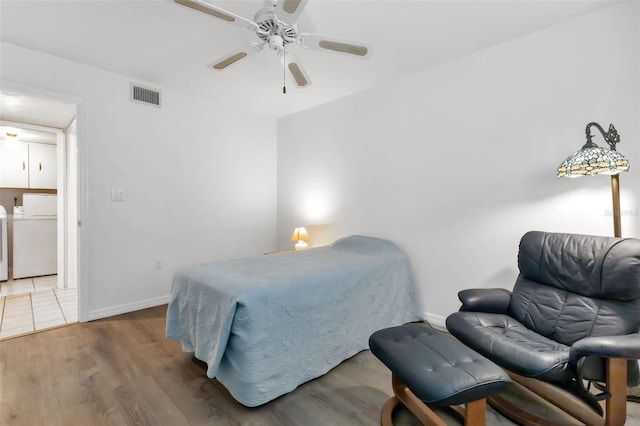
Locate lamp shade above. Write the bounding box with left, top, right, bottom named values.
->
left=556, top=122, right=629, bottom=239
left=291, top=227, right=310, bottom=242
left=557, top=145, right=629, bottom=178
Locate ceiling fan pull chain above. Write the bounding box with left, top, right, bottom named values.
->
left=282, top=48, right=287, bottom=94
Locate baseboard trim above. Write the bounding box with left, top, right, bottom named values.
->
left=423, top=311, right=446, bottom=328
left=88, top=294, right=170, bottom=321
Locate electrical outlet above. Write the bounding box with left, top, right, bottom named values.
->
left=154, top=260, right=163, bottom=270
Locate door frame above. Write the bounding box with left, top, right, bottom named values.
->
left=0, top=119, right=65, bottom=286
left=1, top=79, right=88, bottom=322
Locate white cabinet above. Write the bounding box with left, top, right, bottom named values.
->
left=0, top=140, right=29, bottom=188
left=0, top=141, right=57, bottom=189
left=28, top=143, right=57, bottom=189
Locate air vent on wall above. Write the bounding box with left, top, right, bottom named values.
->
left=130, top=83, right=161, bottom=107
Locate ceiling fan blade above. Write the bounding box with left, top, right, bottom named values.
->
left=275, top=0, right=308, bottom=26
left=208, top=42, right=265, bottom=70
left=175, top=0, right=258, bottom=31
left=299, top=33, right=371, bottom=58
left=280, top=50, right=311, bottom=88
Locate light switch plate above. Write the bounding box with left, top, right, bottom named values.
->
left=111, top=189, right=127, bottom=201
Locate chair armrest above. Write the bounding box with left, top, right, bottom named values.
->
left=569, top=334, right=640, bottom=374
left=458, top=288, right=512, bottom=314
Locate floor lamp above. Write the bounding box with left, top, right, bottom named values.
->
left=557, top=122, right=629, bottom=238
left=558, top=123, right=636, bottom=402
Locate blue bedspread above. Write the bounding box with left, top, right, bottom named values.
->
left=166, top=235, right=423, bottom=406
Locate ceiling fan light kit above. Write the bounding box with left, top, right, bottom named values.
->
left=175, top=0, right=372, bottom=91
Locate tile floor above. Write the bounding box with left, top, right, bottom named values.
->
left=0, top=275, right=77, bottom=340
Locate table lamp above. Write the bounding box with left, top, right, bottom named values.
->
left=291, top=227, right=310, bottom=250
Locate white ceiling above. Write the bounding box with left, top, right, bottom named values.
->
left=0, top=91, right=77, bottom=129
left=0, top=91, right=75, bottom=145
left=0, top=0, right=616, bottom=120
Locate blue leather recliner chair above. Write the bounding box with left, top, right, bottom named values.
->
left=447, top=231, right=640, bottom=426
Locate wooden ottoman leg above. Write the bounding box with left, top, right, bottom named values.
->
left=449, top=398, right=487, bottom=426
left=464, top=399, right=486, bottom=426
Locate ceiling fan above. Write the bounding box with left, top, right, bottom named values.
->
left=174, top=0, right=372, bottom=91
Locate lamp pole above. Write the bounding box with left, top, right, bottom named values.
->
left=611, top=174, right=621, bottom=238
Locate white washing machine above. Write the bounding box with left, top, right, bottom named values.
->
left=0, top=205, right=7, bottom=281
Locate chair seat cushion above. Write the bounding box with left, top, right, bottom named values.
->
left=446, top=312, right=573, bottom=383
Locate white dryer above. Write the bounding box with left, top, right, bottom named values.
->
left=0, top=205, right=7, bottom=281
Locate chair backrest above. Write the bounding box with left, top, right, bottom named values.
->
left=509, top=231, right=640, bottom=346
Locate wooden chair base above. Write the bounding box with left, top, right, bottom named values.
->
left=486, top=359, right=628, bottom=426
left=381, top=374, right=487, bottom=426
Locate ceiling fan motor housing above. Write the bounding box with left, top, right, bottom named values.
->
left=254, top=7, right=297, bottom=51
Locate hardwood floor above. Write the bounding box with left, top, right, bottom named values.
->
left=0, top=305, right=639, bottom=426
left=0, top=305, right=390, bottom=426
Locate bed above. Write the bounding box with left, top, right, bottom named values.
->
left=165, top=235, right=424, bottom=407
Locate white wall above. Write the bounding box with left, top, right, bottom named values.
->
left=1, top=43, right=278, bottom=320
left=277, top=3, right=640, bottom=325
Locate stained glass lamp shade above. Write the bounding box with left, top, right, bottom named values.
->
left=557, top=142, right=629, bottom=178
left=557, top=122, right=629, bottom=237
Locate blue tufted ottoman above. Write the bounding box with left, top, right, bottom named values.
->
left=369, top=323, right=511, bottom=426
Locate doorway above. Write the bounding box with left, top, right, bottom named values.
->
left=0, top=91, right=79, bottom=339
